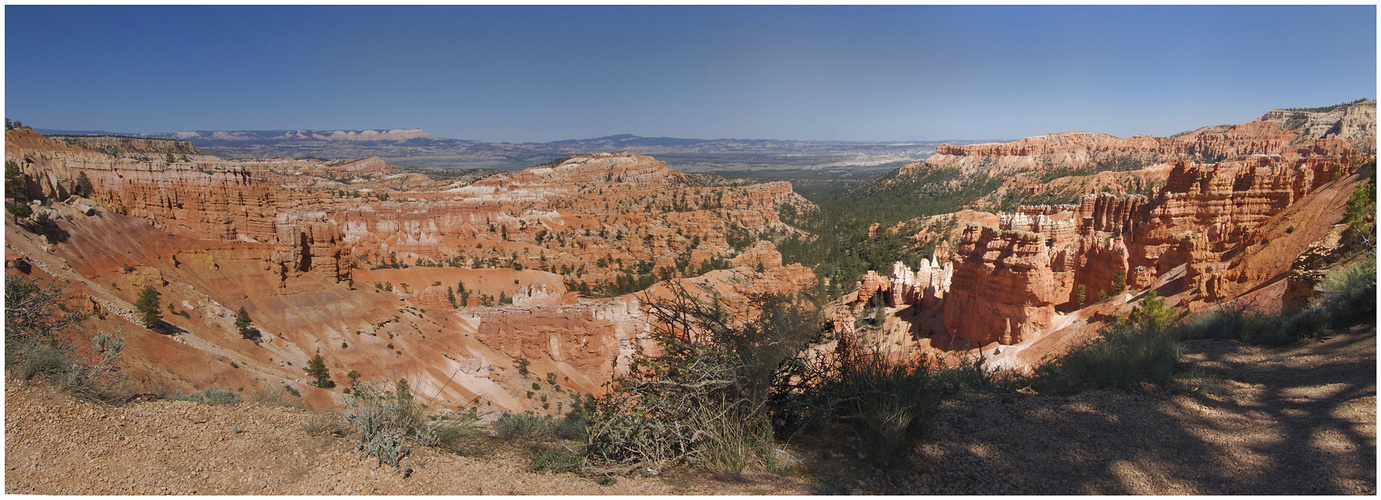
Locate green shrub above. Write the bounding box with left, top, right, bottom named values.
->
left=303, top=412, right=352, bottom=437
left=1039, top=259, right=1375, bottom=395
left=1111, top=270, right=1127, bottom=294
left=1317, top=257, right=1376, bottom=328
left=778, top=350, right=945, bottom=467
left=343, top=379, right=433, bottom=476
left=6, top=275, right=87, bottom=344
left=1125, top=291, right=1176, bottom=331
left=1343, top=170, right=1375, bottom=239
left=528, top=445, right=583, bottom=473
left=585, top=284, right=818, bottom=474
left=10, top=337, right=70, bottom=380
left=1180, top=306, right=1250, bottom=340
left=251, top=384, right=300, bottom=407
left=5, top=275, right=126, bottom=402
left=234, top=307, right=260, bottom=340
left=496, top=413, right=555, bottom=441
left=1276, top=308, right=1329, bottom=342
left=75, top=171, right=95, bottom=198
left=1178, top=305, right=1290, bottom=344
left=134, top=285, right=162, bottom=328
left=554, top=411, right=589, bottom=441
left=426, top=417, right=490, bottom=456
left=305, top=349, right=333, bottom=388
left=1032, top=322, right=1181, bottom=393
left=176, top=386, right=243, bottom=405
left=7, top=201, right=32, bottom=218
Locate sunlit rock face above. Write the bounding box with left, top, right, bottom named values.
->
left=852, top=101, right=1375, bottom=350
left=5, top=128, right=819, bottom=414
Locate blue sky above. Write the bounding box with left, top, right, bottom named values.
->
left=5, top=5, right=1376, bottom=142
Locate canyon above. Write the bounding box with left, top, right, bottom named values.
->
left=5, top=99, right=1375, bottom=414
left=836, top=100, right=1375, bottom=368
left=5, top=130, right=814, bottom=414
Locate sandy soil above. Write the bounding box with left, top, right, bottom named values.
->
left=6, top=325, right=1373, bottom=495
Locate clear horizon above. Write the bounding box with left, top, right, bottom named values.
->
left=6, top=5, right=1376, bottom=143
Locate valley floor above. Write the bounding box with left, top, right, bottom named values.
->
left=6, top=325, right=1375, bottom=495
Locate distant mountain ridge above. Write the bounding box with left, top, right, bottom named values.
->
left=32, top=129, right=955, bottom=172
left=36, top=128, right=439, bottom=142
left=164, top=129, right=436, bottom=142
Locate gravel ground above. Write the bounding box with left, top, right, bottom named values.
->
left=3, top=383, right=812, bottom=495
left=6, top=326, right=1374, bottom=495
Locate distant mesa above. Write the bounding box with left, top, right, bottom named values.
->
left=166, top=129, right=436, bottom=142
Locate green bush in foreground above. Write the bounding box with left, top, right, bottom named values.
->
left=780, top=350, right=951, bottom=466
left=1315, top=256, right=1376, bottom=328
left=587, top=282, right=971, bottom=473
left=5, top=274, right=127, bottom=402
left=343, top=379, right=439, bottom=476
left=1036, top=257, right=1376, bottom=393
left=496, top=413, right=556, bottom=440
left=174, top=386, right=243, bottom=406
left=586, top=283, right=819, bottom=474
left=1032, top=322, right=1181, bottom=394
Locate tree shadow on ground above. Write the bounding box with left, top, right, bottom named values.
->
left=150, top=321, right=188, bottom=336
left=841, top=325, right=1376, bottom=494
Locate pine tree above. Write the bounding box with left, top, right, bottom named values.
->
left=1127, top=291, right=1177, bottom=331
left=134, top=285, right=162, bottom=328
left=1111, top=270, right=1127, bottom=294
left=306, top=349, right=333, bottom=388
left=457, top=281, right=470, bottom=305
left=75, top=171, right=95, bottom=198
left=234, top=306, right=256, bottom=339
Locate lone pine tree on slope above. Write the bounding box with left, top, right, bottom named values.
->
left=134, top=285, right=161, bottom=328
left=234, top=306, right=258, bottom=339
left=306, top=349, right=333, bottom=388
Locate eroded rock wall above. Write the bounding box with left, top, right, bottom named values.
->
left=941, top=224, right=1056, bottom=346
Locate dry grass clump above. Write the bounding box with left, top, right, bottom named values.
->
left=5, top=275, right=128, bottom=403
left=1035, top=257, right=1376, bottom=393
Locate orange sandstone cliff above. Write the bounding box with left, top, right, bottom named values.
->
left=4, top=129, right=816, bottom=414
left=851, top=101, right=1375, bottom=359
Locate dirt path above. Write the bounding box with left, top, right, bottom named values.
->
left=6, top=326, right=1374, bottom=494
left=836, top=324, right=1375, bottom=494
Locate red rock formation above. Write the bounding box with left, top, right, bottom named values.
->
left=877, top=102, right=1374, bottom=348
left=731, top=240, right=785, bottom=271
left=1072, top=230, right=1131, bottom=301
left=853, top=270, right=891, bottom=312
left=1129, top=157, right=1364, bottom=284
left=909, top=101, right=1375, bottom=186
left=886, top=258, right=952, bottom=309
left=329, top=156, right=393, bottom=174
left=1077, top=192, right=1147, bottom=235
left=942, top=224, right=1056, bottom=346
left=5, top=129, right=819, bottom=414
left=474, top=304, right=624, bottom=376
